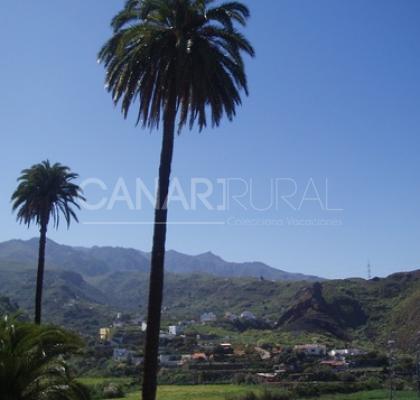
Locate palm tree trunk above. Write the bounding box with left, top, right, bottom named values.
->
left=35, top=222, right=47, bottom=325
left=142, top=91, right=177, bottom=400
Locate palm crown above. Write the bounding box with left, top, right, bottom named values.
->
left=0, top=316, right=90, bottom=400
left=98, top=0, right=255, bottom=131
left=11, top=160, right=85, bottom=229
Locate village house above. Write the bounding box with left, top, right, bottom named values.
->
left=199, top=342, right=217, bottom=353
left=212, top=343, right=234, bottom=361
left=112, top=312, right=124, bottom=328
left=168, top=325, right=184, bottom=336
left=181, top=354, right=193, bottom=363
left=255, top=346, right=271, bottom=360
left=256, top=372, right=280, bottom=383
left=99, top=327, right=111, bottom=342
left=320, top=360, right=349, bottom=370
left=200, top=312, right=217, bottom=323
left=240, top=311, right=256, bottom=320
left=294, top=344, right=327, bottom=357
left=328, top=348, right=365, bottom=360
left=191, top=352, right=208, bottom=362
left=273, top=364, right=288, bottom=374
left=160, top=332, right=176, bottom=340
left=220, top=343, right=234, bottom=352
left=234, top=348, right=246, bottom=357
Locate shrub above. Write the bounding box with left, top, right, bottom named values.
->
left=0, top=317, right=91, bottom=400
left=304, top=365, right=338, bottom=382
left=232, top=373, right=258, bottom=385
left=337, top=371, right=356, bottom=382
left=393, top=378, right=406, bottom=391
left=294, top=383, right=320, bottom=398
left=260, top=389, right=292, bottom=400
left=362, top=377, right=383, bottom=390
left=242, top=392, right=259, bottom=400
left=102, top=383, right=125, bottom=399
left=227, top=390, right=292, bottom=400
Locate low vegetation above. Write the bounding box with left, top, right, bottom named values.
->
left=0, top=316, right=90, bottom=400
left=88, top=386, right=418, bottom=400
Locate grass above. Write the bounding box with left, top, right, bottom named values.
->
left=97, top=385, right=417, bottom=400
left=78, top=377, right=417, bottom=400
left=110, top=384, right=260, bottom=400
left=316, top=389, right=417, bottom=399
left=78, top=376, right=133, bottom=387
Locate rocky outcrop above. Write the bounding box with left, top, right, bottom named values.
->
left=277, top=282, right=366, bottom=339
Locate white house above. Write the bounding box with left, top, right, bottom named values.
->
left=99, top=327, right=111, bottom=342
left=141, top=322, right=148, bottom=332
left=329, top=348, right=365, bottom=359
left=168, top=325, right=184, bottom=336
left=240, top=311, right=256, bottom=320
left=200, top=312, right=217, bottom=323
left=294, top=344, right=327, bottom=357
left=255, top=346, right=271, bottom=360
left=112, top=313, right=124, bottom=328
left=181, top=354, right=193, bottom=363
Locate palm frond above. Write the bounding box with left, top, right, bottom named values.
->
left=0, top=317, right=89, bottom=400
left=11, top=161, right=85, bottom=230
left=98, top=0, right=255, bottom=132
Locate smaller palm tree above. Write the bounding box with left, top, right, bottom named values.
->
left=11, top=160, right=85, bottom=325
left=0, top=315, right=90, bottom=400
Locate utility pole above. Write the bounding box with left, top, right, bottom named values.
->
left=367, top=260, right=372, bottom=280
left=387, top=338, right=396, bottom=400
left=416, top=351, right=420, bottom=400
left=416, top=331, right=420, bottom=400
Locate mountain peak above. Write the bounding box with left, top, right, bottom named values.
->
left=197, top=251, right=221, bottom=260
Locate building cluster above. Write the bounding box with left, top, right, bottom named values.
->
left=95, top=309, right=258, bottom=366
left=200, top=310, right=257, bottom=323
left=96, top=311, right=367, bottom=381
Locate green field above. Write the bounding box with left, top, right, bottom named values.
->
left=77, top=379, right=417, bottom=400
left=314, top=389, right=417, bottom=400
left=93, top=385, right=417, bottom=400
left=111, top=385, right=261, bottom=400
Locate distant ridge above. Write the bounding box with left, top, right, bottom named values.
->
left=0, top=238, right=323, bottom=281
left=1, top=238, right=420, bottom=350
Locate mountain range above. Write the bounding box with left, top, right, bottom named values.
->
left=0, top=238, right=322, bottom=281
left=0, top=238, right=419, bottom=351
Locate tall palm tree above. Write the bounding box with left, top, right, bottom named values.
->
left=98, top=1, right=254, bottom=399
left=0, top=316, right=90, bottom=400
left=11, top=161, right=85, bottom=325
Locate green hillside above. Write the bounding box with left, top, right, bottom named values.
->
left=0, top=258, right=419, bottom=351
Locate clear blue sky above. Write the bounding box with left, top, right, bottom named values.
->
left=1, top=0, right=419, bottom=279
